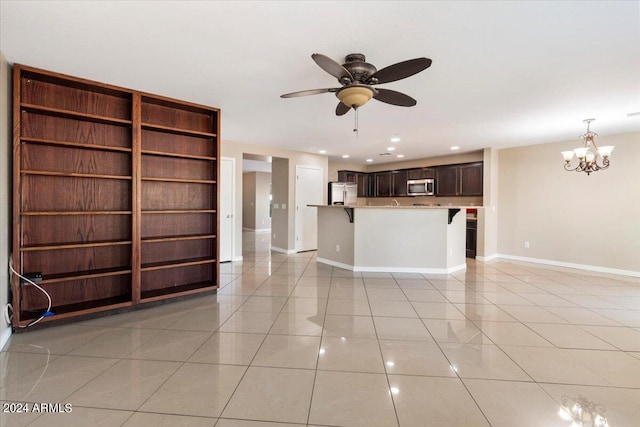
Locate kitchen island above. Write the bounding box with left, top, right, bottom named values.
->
left=310, top=205, right=473, bottom=274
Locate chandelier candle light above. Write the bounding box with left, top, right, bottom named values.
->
left=561, top=119, right=614, bottom=175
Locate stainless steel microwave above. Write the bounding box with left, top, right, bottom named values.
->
left=407, top=178, right=435, bottom=196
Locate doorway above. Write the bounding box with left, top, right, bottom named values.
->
left=295, top=165, right=323, bottom=252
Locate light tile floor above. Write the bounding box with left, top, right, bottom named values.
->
left=1, top=231, right=640, bottom=426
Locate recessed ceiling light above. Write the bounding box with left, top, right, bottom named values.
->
left=366, top=159, right=373, bottom=162
left=390, top=136, right=401, bottom=143
left=342, top=154, right=350, bottom=159
left=318, top=149, right=327, bottom=154
left=450, top=146, right=460, bottom=150
left=387, top=147, right=396, bottom=151
left=397, top=154, right=405, bottom=158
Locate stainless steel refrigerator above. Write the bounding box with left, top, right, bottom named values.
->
left=328, top=182, right=358, bottom=206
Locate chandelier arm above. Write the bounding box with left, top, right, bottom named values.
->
left=564, top=162, right=580, bottom=172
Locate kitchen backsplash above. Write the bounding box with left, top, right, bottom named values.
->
left=359, top=195, right=482, bottom=207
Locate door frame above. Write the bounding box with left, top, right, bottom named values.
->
left=295, top=165, right=324, bottom=253
left=220, top=156, right=238, bottom=262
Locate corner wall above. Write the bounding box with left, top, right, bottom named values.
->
left=498, top=132, right=640, bottom=275
left=1, top=51, right=11, bottom=349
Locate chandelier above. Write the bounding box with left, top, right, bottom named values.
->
left=557, top=395, right=609, bottom=427
left=561, top=119, right=614, bottom=175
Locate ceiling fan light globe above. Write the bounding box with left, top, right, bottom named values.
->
left=337, top=86, right=374, bottom=108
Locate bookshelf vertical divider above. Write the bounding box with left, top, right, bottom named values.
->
left=131, top=92, right=142, bottom=305
left=11, top=64, right=220, bottom=328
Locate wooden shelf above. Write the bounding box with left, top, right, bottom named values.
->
left=40, top=267, right=132, bottom=285
left=21, top=103, right=133, bottom=126
left=142, top=177, right=216, bottom=184
left=21, top=210, right=132, bottom=216
left=22, top=170, right=132, bottom=180
left=21, top=240, right=132, bottom=252
left=21, top=136, right=132, bottom=153
left=141, top=122, right=216, bottom=138
left=142, top=234, right=216, bottom=243
left=141, top=281, right=215, bottom=301
left=141, top=149, right=215, bottom=161
left=142, top=209, right=216, bottom=214
left=141, top=257, right=215, bottom=272
left=19, top=297, right=132, bottom=324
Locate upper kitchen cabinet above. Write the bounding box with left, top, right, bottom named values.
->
left=435, top=162, right=483, bottom=196
left=407, top=167, right=435, bottom=180
left=337, top=170, right=357, bottom=183
left=391, top=170, right=408, bottom=197
left=374, top=170, right=408, bottom=197
left=356, top=173, right=371, bottom=197
left=338, top=170, right=370, bottom=197
left=374, top=172, right=392, bottom=197
left=459, top=162, right=483, bottom=196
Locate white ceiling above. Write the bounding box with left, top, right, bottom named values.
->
left=1, top=1, right=639, bottom=164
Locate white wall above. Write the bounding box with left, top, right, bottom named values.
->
left=0, top=51, right=11, bottom=349
left=498, top=132, right=640, bottom=275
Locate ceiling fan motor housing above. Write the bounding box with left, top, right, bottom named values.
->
left=343, top=53, right=377, bottom=83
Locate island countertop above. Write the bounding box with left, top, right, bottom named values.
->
left=308, top=204, right=483, bottom=209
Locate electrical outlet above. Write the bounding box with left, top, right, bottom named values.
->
left=281, top=203, right=286, bottom=209
left=336, top=244, right=340, bottom=252
left=524, top=241, right=530, bottom=248
left=273, top=233, right=276, bottom=239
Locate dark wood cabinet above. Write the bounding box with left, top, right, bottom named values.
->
left=392, top=170, right=408, bottom=196
left=338, top=170, right=370, bottom=197
left=374, top=171, right=408, bottom=197
left=12, top=64, right=219, bottom=328
left=435, top=166, right=459, bottom=196
left=357, top=173, right=370, bottom=197
left=374, top=172, right=392, bottom=197
left=466, top=219, right=477, bottom=258
left=339, top=162, right=481, bottom=199
left=337, top=170, right=357, bottom=183
left=459, top=163, right=483, bottom=196
left=407, top=167, right=434, bottom=180
left=436, top=162, right=483, bottom=197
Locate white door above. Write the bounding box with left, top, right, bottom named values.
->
left=295, top=165, right=323, bottom=252
left=220, top=157, right=235, bottom=262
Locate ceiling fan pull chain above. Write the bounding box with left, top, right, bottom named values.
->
left=353, top=108, right=359, bottom=137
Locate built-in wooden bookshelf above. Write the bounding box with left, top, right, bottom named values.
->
left=12, top=64, right=220, bottom=328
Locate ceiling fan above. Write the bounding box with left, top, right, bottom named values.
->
left=280, top=53, right=432, bottom=116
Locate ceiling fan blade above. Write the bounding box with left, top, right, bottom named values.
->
left=280, top=88, right=338, bottom=98
left=336, top=102, right=351, bottom=116
left=373, top=88, right=417, bottom=107
left=368, top=58, right=432, bottom=84
left=312, top=53, right=353, bottom=82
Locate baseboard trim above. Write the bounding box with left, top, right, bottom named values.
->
left=271, top=246, right=296, bottom=255
left=495, top=254, right=640, bottom=278
left=232, top=256, right=243, bottom=262
left=316, top=257, right=353, bottom=271
left=0, top=327, right=11, bottom=352
left=476, top=254, right=499, bottom=262
left=242, top=228, right=271, bottom=233
left=317, top=257, right=467, bottom=274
